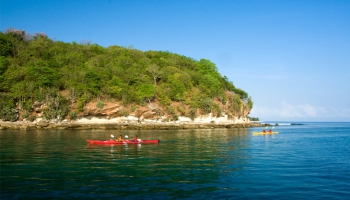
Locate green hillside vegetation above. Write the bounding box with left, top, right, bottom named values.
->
left=0, top=28, right=253, bottom=122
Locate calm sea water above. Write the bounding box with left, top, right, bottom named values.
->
left=1, top=122, right=349, bottom=199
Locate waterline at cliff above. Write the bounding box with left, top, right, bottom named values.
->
left=0, top=115, right=265, bottom=130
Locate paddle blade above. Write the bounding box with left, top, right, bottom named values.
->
left=111, top=134, right=114, bottom=138
left=125, top=135, right=129, bottom=138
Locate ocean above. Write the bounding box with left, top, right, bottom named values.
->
left=1, top=122, right=349, bottom=199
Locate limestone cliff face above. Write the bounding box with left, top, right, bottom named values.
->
left=9, top=92, right=252, bottom=124
left=1, top=95, right=255, bottom=130
left=75, top=99, right=251, bottom=124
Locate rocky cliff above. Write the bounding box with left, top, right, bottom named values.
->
left=0, top=98, right=261, bottom=130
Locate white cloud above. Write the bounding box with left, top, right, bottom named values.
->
left=250, top=102, right=350, bottom=121
left=331, top=107, right=350, bottom=118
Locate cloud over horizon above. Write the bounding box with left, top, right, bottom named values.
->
left=250, top=102, right=350, bottom=121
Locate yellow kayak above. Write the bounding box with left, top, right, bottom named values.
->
left=252, top=131, right=279, bottom=135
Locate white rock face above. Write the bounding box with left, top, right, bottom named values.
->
left=178, top=116, right=192, bottom=122
left=73, top=114, right=250, bottom=124
left=190, top=113, right=248, bottom=124
left=75, top=116, right=120, bottom=124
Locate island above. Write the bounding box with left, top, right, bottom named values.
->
left=0, top=29, right=265, bottom=130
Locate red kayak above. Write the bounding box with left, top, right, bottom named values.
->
left=86, top=139, right=159, bottom=145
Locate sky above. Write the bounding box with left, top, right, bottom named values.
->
left=1, top=0, right=349, bottom=122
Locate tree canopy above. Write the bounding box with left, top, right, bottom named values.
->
left=0, top=29, right=253, bottom=121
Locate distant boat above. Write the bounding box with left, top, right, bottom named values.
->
left=252, top=131, right=279, bottom=135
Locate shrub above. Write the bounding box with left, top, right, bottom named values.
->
left=198, top=97, right=212, bottom=114
left=96, top=101, right=105, bottom=109
left=21, top=99, right=33, bottom=113
left=131, top=105, right=138, bottom=112
left=22, top=111, right=29, bottom=119
left=167, top=106, right=175, bottom=115
left=212, top=103, right=222, bottom=117
left=163, top=118, right=170, bottom=122
left=158, top=95, right=171, bottom=106
left=69, top=111, right=77, bottom=120
left=177, top=106, right=186, bottom=116
left=0, top=93, right=17, bottom=121
left=172, top=114, right=178, bottom=121
left=77, top=94, right=88, bottom=112
left=42, top=94, right=69, bottom=120
left=28, top=115, right=36, bottom=122
left=118, top=109, right=129, bottom=117
left=189, top=108, right=197, bottom=120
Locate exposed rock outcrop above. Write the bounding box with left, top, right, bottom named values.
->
left=1, top=97, right=259, bottom=130
left=0, top=114, right=266, bottom=130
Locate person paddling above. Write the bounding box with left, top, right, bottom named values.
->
left=117, top=135, right=124, bottom=142
left=133, top=135, right=138, bottom=142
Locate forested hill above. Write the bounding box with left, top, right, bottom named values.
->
left=0, top=29, right=253, bottom=122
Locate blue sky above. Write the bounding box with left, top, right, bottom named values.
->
left=1, top=0, right=349, bottom=122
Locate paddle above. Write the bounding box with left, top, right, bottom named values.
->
left=272, top=127, right=278, bottom=133
left=261, top=126, right=268, bottom=133
left=121, top=135, right=128, bottom=145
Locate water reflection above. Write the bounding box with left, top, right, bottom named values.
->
left=1, top=128, right=253, bottom=198
left=2, top=124, right=350, bottom=199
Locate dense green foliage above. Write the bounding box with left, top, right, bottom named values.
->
left=0, top=29, right=253, bottom=121
left=248, top=116, right=260, bottom=121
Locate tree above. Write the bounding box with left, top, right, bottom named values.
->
left=199, top=74, right=221, bottom=97
left=0, top=29, right=253, bottom=121
left=0, top=32, right=13, bottom=56
left=198, top=58, right=218, bottom=75
left=0, top=93, right=17, bottom=121
left=0, top=56, right=8, bottom=86
left=222, top=76, right=235, bottom=91
left=26, top=61, right=61, bottom=87
left=228, top=93, right=242, bottom=116
left=247, top=96, right=253, bottom=109
left=168, top=80, right=185, bottom=101
left=146, top=63, right=162, bottom=86
left=233, top=88, right=248, bottom=101
left=84, top=71, right=101, bottom=95
left=4, top=28, right=30, bottom=57
left=198, top=97, right=213, bottom=114
left=135, top=84, right=155, bottom=103
left=104, top=76, right=124, bottom=99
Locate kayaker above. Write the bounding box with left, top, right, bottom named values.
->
left=133, top=135, right=138, bottom=142
left=117, top=135, right=124, bottom=142
left=262, top=130, right=266, bottom=133
left=268, top=129, right=272, bottom=133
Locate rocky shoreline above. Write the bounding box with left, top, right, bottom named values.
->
left=0, top=120, right=267, bottom=131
